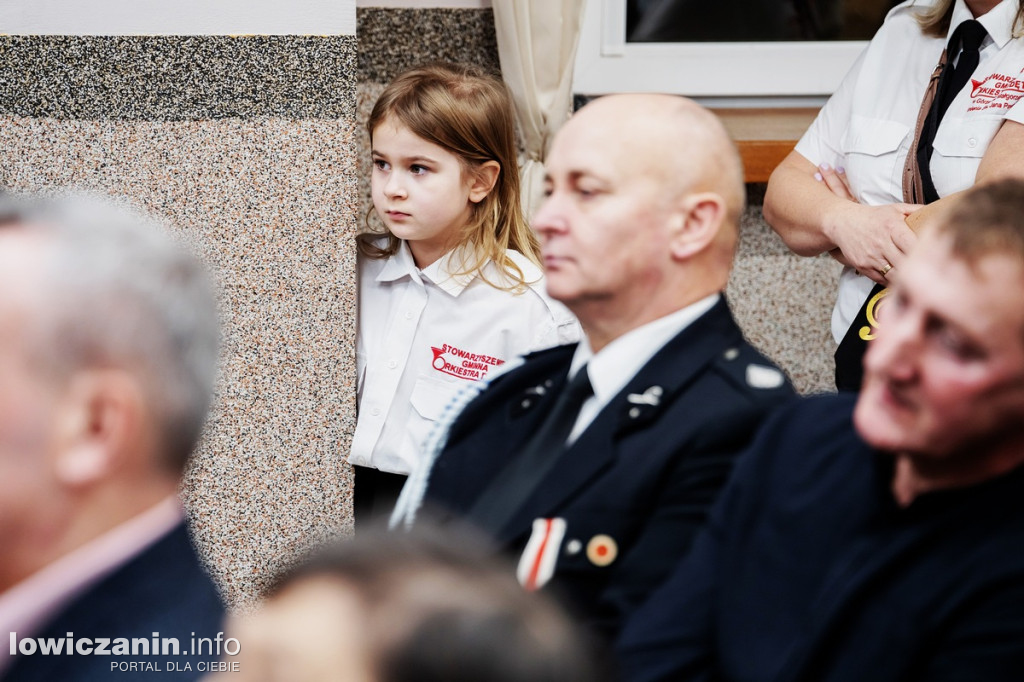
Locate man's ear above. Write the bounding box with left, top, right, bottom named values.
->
left=668, top=192, right=726, bottom=260
left=468, top=161, right=501, bottom=204
left=52, top=370, right=143, bottom=488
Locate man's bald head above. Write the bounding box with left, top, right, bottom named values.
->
left=535, top=95, right=746, bottom=348
left=556, top=95, right=745, bottom=235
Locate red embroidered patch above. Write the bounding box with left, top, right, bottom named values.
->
left=430, top=343, right=506, bottom=381
left=967, top=72, right=1024, bottom=112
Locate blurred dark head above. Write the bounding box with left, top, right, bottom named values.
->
left=217, top=525, right=608, bottom=682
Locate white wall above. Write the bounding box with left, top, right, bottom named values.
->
left=0, top=0, right=355, bottom=35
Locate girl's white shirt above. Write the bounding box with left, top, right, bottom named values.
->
left=352, top=238, right=580, bottom=476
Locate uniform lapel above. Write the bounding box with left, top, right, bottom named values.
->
left=445, top=346, right=576, bottom=448
left=495, top=299, right=744, bottom=542
left=428, top=345, right=576, bottom=513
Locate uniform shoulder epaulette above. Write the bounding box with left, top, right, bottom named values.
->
left=712, top=344, right=791, bottom=392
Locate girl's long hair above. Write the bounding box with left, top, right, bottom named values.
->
left=359, top=62, right=540, bottom=292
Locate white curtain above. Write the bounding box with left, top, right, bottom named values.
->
left=493, top=0, right=587, bottom=218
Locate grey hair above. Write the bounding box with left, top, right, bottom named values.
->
left=0, top=191, right=220, bottom=473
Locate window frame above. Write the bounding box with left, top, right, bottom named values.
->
left=573, top=0, right=870, bottom=100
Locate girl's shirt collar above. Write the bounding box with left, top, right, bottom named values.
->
left=377, top=241, right=490, bottom=298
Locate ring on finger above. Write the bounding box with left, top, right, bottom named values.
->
left=879, top=261, right=893, bottom=277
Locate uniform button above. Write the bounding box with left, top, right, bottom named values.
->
left=371, top=407, right=381, bottom=416
left=565, top=539, right=583, bottom=555
left=967, top=137, right=978, bottom=148
left=388, top=359, right=397, bottom=369
left=587, top=535, right=618, bottom=567
left=724, top=348, right=739, bottom=361
left=405, top=311, right=414, bottom=320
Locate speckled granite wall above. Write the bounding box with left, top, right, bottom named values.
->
left=358, top=8, right=500, bottom=83
left=729, top=186, right=841, bottom=393
left=0, top=36, right=358, bottom=606
left=357, top=7, right=839, bottom=395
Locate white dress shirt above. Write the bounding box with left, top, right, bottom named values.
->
left=353, top=239, right=580, bottom=475
left=794, top=0, right=1024, bottom=342
left=566, top=293, right=719, bottom=443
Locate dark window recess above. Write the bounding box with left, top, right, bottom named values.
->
left=626, top=0, right=902, bottom=42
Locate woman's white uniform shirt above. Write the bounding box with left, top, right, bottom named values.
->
left=794, top=0, right=1024, bottom=342
left=352, top=239, right=580, bottom=475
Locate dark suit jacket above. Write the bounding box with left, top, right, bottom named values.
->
left=422, top=298, right=795, bottom=635
left=616, top=394, right=1024, bottom=682
left=4, top=522, right=225, bottom=682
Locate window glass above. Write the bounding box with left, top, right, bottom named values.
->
left=626, top=0, right=900, bottom=43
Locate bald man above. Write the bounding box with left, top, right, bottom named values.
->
left=395, top=95, right=794, bottom=636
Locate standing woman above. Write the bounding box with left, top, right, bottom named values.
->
left=764, top=0, right=1024, bottom=390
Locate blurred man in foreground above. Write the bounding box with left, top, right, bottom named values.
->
left=618, top=179, right=1024, bottom=681
left=0, top=194, right=224, bottom=681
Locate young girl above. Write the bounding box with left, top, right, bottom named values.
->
left=351, top=62, right=579, bottom=525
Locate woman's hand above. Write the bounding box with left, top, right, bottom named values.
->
left=766, top=151, right=921, bottom=281
left=814, top=163, right=856, bottom=202
left=814, top=163, right=921, bottom=284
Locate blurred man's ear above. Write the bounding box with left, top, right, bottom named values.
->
left=52, top=370, right=144, bottom=487
left=668, top=192, right=726, bottom=260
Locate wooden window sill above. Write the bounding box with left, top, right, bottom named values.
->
left=711, top=108, right=819, bottom=183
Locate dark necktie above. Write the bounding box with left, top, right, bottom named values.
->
left=917, top=19, right=988, bottom=203
left=834, top=20, right=988, bottom=392
left=468, top=365, right=594, bottom=535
